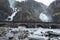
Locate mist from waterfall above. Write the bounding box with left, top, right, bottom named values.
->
left=8, top=0, right=15, bottom=11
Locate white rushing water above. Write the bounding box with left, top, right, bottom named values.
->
left=39, top=13, right=49, bottom=22
left=6, top=0, right=55, bottom=21
left=8, top=0, right=15, bottom=11
left=38, top=0, right=54, bottom=22
left=6, top=0, right=20, bottom=21
left=6, top=9, right=20, bottom=21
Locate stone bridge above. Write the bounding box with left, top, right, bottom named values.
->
left=0, top=22, right=60, bottom=29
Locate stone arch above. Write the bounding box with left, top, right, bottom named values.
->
left=19, top=24, right=28, bottom=28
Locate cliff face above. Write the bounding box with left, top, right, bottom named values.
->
left=0, top=0, right=10, bottom=13
left=0, top=0, right=12, bottom=21
left=13, top=0, right=47, bottom=22
left=48, top=1, right=60, bottom=22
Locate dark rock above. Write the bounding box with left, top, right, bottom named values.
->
left=0, top=0, right=13, bottom=21
left=48, top=0, right=60, bottom=22
left=13, top=0, right=47, bottom=22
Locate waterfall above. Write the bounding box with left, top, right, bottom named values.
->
left=38, top=0, right=54, bottom=22
left=6, top=9, right=20, bottom=21
left=8, top=0, right=15, bottom=11
left=5, top=0, right=20, bottom=21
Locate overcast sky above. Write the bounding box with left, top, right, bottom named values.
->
left=35, top=0, right=55, bottom=6
left=16, top=0, right=55, bottom=6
